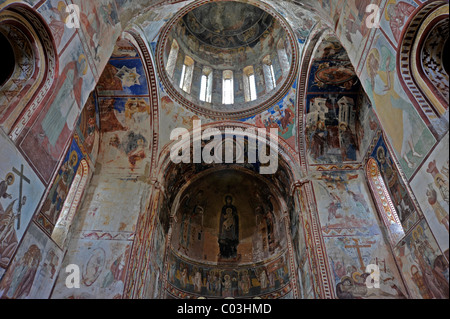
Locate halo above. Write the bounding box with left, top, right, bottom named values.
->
left=352, top=271, right=362, bottom=282
left=376, top=146, right=386, bottom=162
left=366, top=48, right=380, bottom=77
left=223, top=194, right=234, bottom=204
left=412, top=226, right=423, bottom=242
left=434, top=173, right=446, bottom=185
left=69, top=150, right=79, bottom=166
left=57, top=1, right=66, bottom=12
left=385, top=0, right=397, bottom=21
left=78, top=54, right=88, bottom=75
left=340, top=276, right=353, bottom=284
left=5, top=172, right=15, bottom=185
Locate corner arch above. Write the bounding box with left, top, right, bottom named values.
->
left=0, top=4, right=57, bottom=140
left=398, top=1, right=449, bottom=138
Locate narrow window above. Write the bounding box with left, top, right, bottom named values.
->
left=263, top=55, right=276, bottom=92
left=222, top=70, right=234, bottom=105
left=179, top=56, right=194, bottom=94
left=165, top=39, right=179, bottom=79
left=277, top=39, right=290, bottom=77
left=51, top=159, right=89, bottom=248
left=367, top=158, right=405, bottom=245
left=200, top=66, right=213, bottom=103
left=243, top=66, right=257, bottom=102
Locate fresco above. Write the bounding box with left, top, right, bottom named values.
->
left=244, top=81, right=297, bottom=149
left=0, top=0, right=447, bottom=300
left=363, top=33, right=436, bottom=179
left=312, top=171, right=408, bottom=298
left=378, top=0, right=418, bottom=47
left=75, top=91, right=100, bottom=166
left=167, top=250, right=291, bottom=299
left=51, top=239, right=132, bottom=299
left=0, top=131, right=45, bottom=270
left=73, top=0, right=121, bottom=77
left=0, top=223, right=63, bottom=299
left=37, top=0, right=77, bottom=54
left=35, top=139, right=83, bottom=237
left=171, top=169, right=287, bottom=265
left=95, top=39, right=153, bottom=174
left=19, top=32, right=95, bottom=184
left=305, top=35, right=377, bottom=164
left=411, top=133, right=449, bottom=253
left=370, top=135, right=420, bottom=232
left=394, top=220, right=449, bottom=299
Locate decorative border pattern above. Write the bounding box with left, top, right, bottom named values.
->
left=366, top=157, right=404, bottom=245
left=7, top=5, right=57, bottom=141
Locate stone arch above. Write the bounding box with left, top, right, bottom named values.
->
left=398, top=1, right=449, bottom=138
left=124, top=121, right=311, bottom=299
left=0, top=4, right=57, bottom=139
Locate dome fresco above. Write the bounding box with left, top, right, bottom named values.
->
left=156, top=0, right=299, bottom=119
left=183, top=2, right=272, bottom=49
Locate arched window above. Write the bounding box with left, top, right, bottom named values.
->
left=0, top=7, right=56, bottom=138
left=166, top=39, right=179, bottom=79
left=367, top=158, right=405, bottom=245
left=200, top=66, right=213, bottom=103
left=51, top=159, right=89, bottom=248
left=0, top=32, right=15, bottom=86
left=179, top=55, right=194, bottom=94
left=243, top=66, right=257, bottom=102
left=262, top=55, right=276, bottom=92
left=277, top=39, right=290, bottom=77
left=398, top=3, right=449, bottom=137
left=222, top=70, right=234, bottom=105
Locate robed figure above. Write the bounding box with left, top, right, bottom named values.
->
left=218, top=196, right=239, bottom=259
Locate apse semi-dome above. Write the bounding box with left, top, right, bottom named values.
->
left=156, top=0, right=299, bottom=119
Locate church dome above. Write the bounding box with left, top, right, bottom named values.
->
left=155, top=0, right=299, bottom=119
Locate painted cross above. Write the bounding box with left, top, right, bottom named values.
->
left=345, top=238, right=371, bottom=272
left=12, top=164, right=30, bottom=229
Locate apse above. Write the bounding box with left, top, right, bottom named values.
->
left=159, top=161, right=296, bottom=299
left=155, top=0, right=299, bottom=119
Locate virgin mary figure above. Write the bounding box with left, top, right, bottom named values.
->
left=218, top=195, right=239, bottom=259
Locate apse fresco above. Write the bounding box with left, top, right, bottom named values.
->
left=171, top=170, right=287, bottom=264
left=305, top=35, right=378, bottom=164
left=0, top=0, right=447, bottom=301
left=167, top=250, right=291, bottom=299
left=165, top=168, right=294, bottom=298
